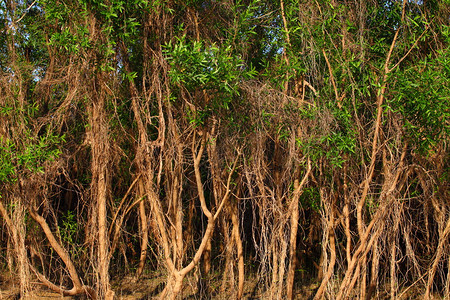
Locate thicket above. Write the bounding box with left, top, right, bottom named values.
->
left=0, top=0, right=449, bottom=299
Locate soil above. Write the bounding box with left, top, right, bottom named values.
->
left=0, top=272, right=320, bottom=300
left=0, top=273, right=432, bottom=299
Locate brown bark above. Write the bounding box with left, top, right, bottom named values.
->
left=360, top=256, right=367, bottom=300
left=314, top=191, right=336, bottom=300
left=356, top=0, right=408, bottom=239
left=231, top=205, right=244, bottom=300
left=83, top=19, right=116, bottom=291
left=97, top=171, right=112, bottom=299
left=28, top=209, right=96, bottom=298
left=288, top=206, right=299, bottom=299
left=109, top=175, right=141, bottom=258
left=367, top=238, right=379, bottom=300
left=445, top=252, right=450, bottom=299
left=89, top=90, right=113, bottom=299
left=2, top=6, right=30, bottom=295
left=337, top=145, right=407, bottom=300
left=202, top=238, right=212, bottom=275
left=164, top=219, right=216, bottom=300
left=271, top=242, right=279, bottom=299
left=0, top=201, right=31, bottom=297
left=120, top=40, right=157, bottom=283
left=157, top=132, right=239, bottom=299
left=343, top=161, right=352, bottom=268
left=287, top=161, right=311, bottom=299
left=425, top=216, right=450, bottom=298
left=220, top=229, right=234, bottom=293
left=389, top=206, right=401, bottom=300
left=336, top=204, right=388, bottom=300
left=136, top=181, right=149, bottom=279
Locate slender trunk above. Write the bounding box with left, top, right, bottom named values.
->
left=166, top=219, right=215, bottom=299
left=314, top=231, right=336, bottom=300
left=0, top=202, right=15, bottom=277
left=89, top=72, right=113, bottom=299
left=3, top=5, right=30, bottom=295
left=15, top=202, right=31, bottom=297
left=0, top=201, right=31, bottom=297
left=170, top=272, right=186, bottom=300
left=185, top=193, right=196, bottom=256
left=356, top=0, right=406, bottom=241
left=271, top=239, right=279, bottom=299
left=231, top=204, right=244, bottom=299
left=175, top=175, right=184, bottom=269
left=28, top=209, right=97, bottom=298
left=287, top=162, right=311, bottom=299
left=203, top=238, right=212, bottom=275
left=389, top=241, right=397, bottom=300
left=425, top=217, right=450, bottom=298
left=161, top=133, right=237, bottom=299
left=29, top=210, right=83, bottom=289
left=360, top=256, right=367, bottom=300
left=390, top=212, right=400, bottom=300
left=120, top=40, right=154, bottom=284
left=96, top=146, right=113, bottom=300
left=136, top=181, right=149, bottom=279
left=343, top=161, right=351, bottom=268
left=220, top=221, right=234, bottom=293
left=286, top=180, right=299, bottom=300
left=338, top=146, right=407, bottom=299
left=367, top=239, right=379, bottom=300
left=317, top=251, right=324, bottom=283
left=314, top=195, right=336, bottom=300
left=277, top=236, right=288, bottom=300
left=445, top=252, right=450, bottom=299
left=199, top=238, right=212, bottom=297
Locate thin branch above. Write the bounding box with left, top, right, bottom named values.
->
left=29, top=264, right=96, bottom=299
left=14, top=0, right=37, bottom=24
left=28, top=209, right=84, bottom=292
left=303, top=80, right=318, bottom=96
left=322, top=49, right=341, bottom=108
left=108, top=174, right=141, bottom=237
left=388, top=26, right=430, bottom=73
left=214, top=151, right=241, bottom=220
left=193, top=133, right=212, bottom=219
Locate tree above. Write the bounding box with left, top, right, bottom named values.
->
left=0, top=0, right=448, bottom=299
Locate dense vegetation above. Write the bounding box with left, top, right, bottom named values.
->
left=0, top=0, right=449, bottom=299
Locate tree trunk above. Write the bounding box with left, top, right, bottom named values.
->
left=286, top=194, right=299, bottom=300
left=136, top=182, right=149, bottom=279
left=89, top=73, right=114, bottom=299
left=231, top=204, right=244, bottom=299
left=314, top=195, right=336, bottom=300
left=0, top=201, right=31, bottom=297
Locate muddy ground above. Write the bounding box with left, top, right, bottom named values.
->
left=0, top=272, right=320, bottom=299
left=0, top=273, right=434, bottom=299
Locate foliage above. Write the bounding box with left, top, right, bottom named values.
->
left=0, top=133, right=63, bottom=184
left=164, top=36, right=256, bottom=107
left=0, top=0, right=449, bottom=298
left=388, top=49, right=450, bottom=153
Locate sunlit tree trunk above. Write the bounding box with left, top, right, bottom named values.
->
left=231, top=202, right=244, bottom=299
left=136, top=181, right=149, bottom=279
left=88, top=69, right=114, bottom=299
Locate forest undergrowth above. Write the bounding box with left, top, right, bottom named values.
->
left=0, top=0, right=449, bottom=299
